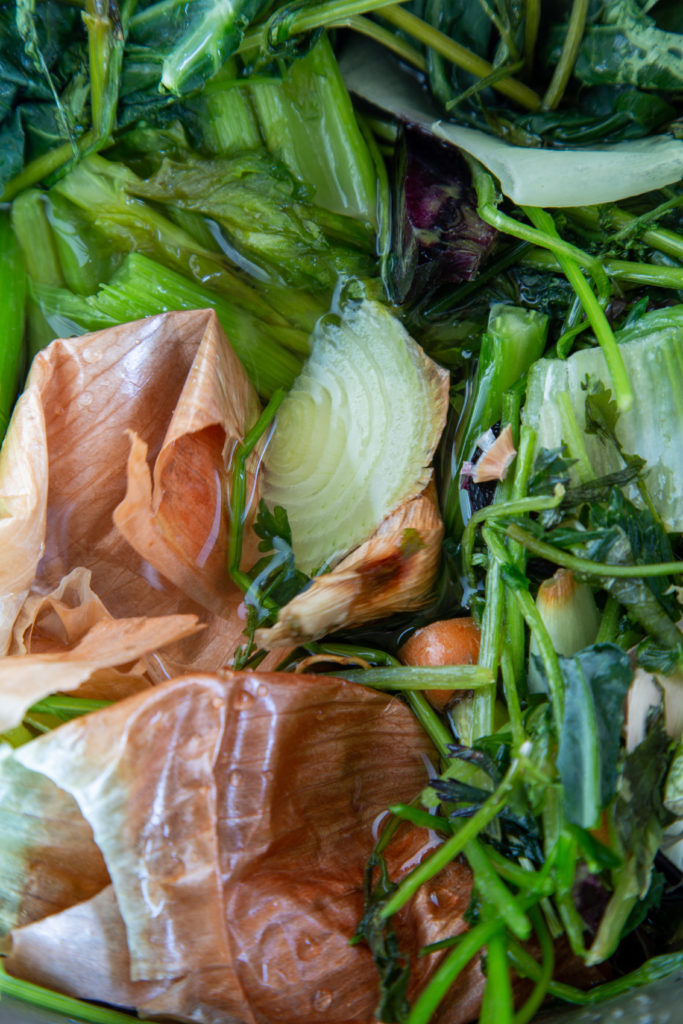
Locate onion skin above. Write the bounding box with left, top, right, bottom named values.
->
left=255, top=482, right=444, bottom=648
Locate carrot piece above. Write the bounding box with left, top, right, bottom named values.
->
left=399, top=617, right=481, bottom=711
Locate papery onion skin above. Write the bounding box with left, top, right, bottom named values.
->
left=256, top=483, right=444, bottom=648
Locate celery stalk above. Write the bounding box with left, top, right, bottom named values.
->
left=10, top=189, right=64, bottom=286
left=0, top=212, right=27, bottom=439
left=249, top=34, right=377, bottom=225
left=30, top=254, right=304, bottom=398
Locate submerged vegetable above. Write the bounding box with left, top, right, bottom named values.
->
left=2, top=3, right=683, bottom=1024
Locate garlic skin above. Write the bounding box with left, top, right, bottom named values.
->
left=528, top=569, right=600, bottom=692
left=255, top=483, right=443, bottom=648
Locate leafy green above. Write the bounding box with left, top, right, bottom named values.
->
left=575, top=0, right=683, bottom=91
left=555, top=644, right=633, bottom=829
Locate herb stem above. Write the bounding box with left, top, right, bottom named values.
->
left=556, top=391, right=594, bottom=482
left=569, top=205, right=683, bottom=263
left=595, top=596, right=620, bottom=643
left=504, top=522, right=683, bottom=578
left=523, top=0, right=541, bottom=75
left=239, top=0, right=405, bottom=52
left=0, top=962, right=134, bottom=1024
left=380, top=752, right=528, bottom=919
left=377, top=5, right=541, bottom=110
left=523, top=248, right=683, bottom=291
left=466, top=838, right=532, bottom=940
left=522, top=206, right=632, bottom=413
left=228, top=389, right=285, bottom=591
left=407, top=917, right=506, bottom=1024
left=468, top=165, right=610, bottom=302
left=479, top=929, right=513, bottom=1024
left=336, top=665, right=496, bottom=690
left=541, top=0, right=589, bottom=110
left=404, top=691, right=455, bottom=760
left=462, top=486, right=565, bottom=580
left=1, top=131, right=96, bottom=201
left=512, top=907, right=555, bottom=1024
left=339, top=15, right=428, bottom=70
left=484, top=526, right=565, bottom=732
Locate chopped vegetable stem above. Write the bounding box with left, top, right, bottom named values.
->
left=336, top=665, right=496, bottom=690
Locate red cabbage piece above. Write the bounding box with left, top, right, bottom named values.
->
left=388, top=127, right=497, bottom=303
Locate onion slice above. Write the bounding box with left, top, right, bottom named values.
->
left=260, top=299, right=450, bottom=574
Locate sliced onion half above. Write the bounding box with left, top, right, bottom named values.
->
left=261, top=299, right=450, bottom=575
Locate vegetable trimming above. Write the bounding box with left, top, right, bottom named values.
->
left=1, top=3, right=683, bottom=1024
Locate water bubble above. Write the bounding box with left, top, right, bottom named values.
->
left=296, top=934, right=321, bottom=962
left=228, top=769, right=243, bottom=787
left=313, top=989, right=332, bottom=1012
left=234, top=689, right=255, bottom=710
left=257, top=683, right=269, bottom=697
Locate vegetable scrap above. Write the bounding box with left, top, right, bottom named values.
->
left=1, top=2, right=683, bottom=1024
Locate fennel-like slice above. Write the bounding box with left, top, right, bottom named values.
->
left=260, top=299, right=449, bottom=575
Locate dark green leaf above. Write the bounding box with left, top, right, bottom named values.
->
left=253, top=499, right=293, bottom=551
left=556, top=644, right=633, bottom=828
left=528, top=446, right=576, bottom=496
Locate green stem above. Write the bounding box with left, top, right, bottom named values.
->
left=541, top=0, right=589, bottom=110
left=512, top=907, right=554, bottom=1024
left=523, top=206, right=632, bottom=413
left=595, top=596, right=620, bottom=644
left=483, top=526, right=565, bottom=731
left=228, top=389, right=285, bottom=590
left=341, top=14, right=428, bottom=70
left=504, top=522, right=683, bottom=578
left=404, top=691, right=455, bottom=760
left=523, top=0, right=541, bottom=75
left=466, top=838, right=531, bottom=940
left=380, top=753, right=527, bottom=919
left=336, top=665, right=496, bottom=690
left=0, top=962, right=134, bottom=1024
left=407, top=917, right=507, bottom=1024
left=378, top=5, right=540, bottom=110
left=468, top=165, right=610, bottom=303
left=479, top=929, right=513, bottom=1024
left=462, top=486, right=565, bottom=581
left=0, top=212, right=27, bottom=439
left=569, top=205, right=683, bottom=263
left=523, top=248, right=683, bottom=291
left=500, top=645, right=525, bottom=749
left=0, top=131, right=96, bottom=201
left=239, top=0, right=404, bottom=52
left=556, top=391, right=594, bottom=482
